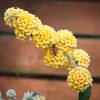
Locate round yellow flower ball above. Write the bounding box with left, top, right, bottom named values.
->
left=32, top=25, right=56, bottom=48
left=4, top=7, right=42, bottom=40
left=55, top=30, right=77, bottom=53
left=13, top=10, right=42, bottom=40
left=72, top=49, right=90, bottom=68
left=43, top=47, right=65, bottom=68
left=67, top=66, right=93, bottom=92
left=4, top=7, right=23, bottom=27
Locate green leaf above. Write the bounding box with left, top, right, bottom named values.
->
left=79, top=86, right=92, bottom=100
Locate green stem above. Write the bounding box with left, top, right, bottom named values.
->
left=67, top=53, right=77, bottom=68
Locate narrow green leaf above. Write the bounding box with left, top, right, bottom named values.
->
left=79, top=86, right=92, bottom=100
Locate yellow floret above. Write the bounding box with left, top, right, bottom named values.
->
left=67, top=66, right=93, bottom=92
left=55, top=30, right=77, bottom=53
left=43, top=47, right=65, bottom=68
left=72, top=49, right=90, bottom=68
left=32, top=25, right=56, bottom=48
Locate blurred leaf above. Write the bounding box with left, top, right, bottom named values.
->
left=79, top=86, right=92, bottom=100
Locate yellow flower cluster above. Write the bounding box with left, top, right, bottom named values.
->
left=4, top=7, right=42, bottom=40
left=4, top=7, right=93, bottom=94
left=13, top=11, right=42, bottom=40
left=43, top=47, right=65, bottom=68
left=4, top=7, right=20, bottom=27
left=32, top=25, right=56, bottom=48
left=65, top=49, right=90, bottom=71
left=72, top=49, right=90, bottom=68
left=67, top=66, right=93, bottom=92
left=55, top=30, right=77, bottom=53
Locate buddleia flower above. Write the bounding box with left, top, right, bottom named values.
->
left=72, top=49, right=90, bottom=68
left=6, top=89, right=16, bottom=99
left=43, top=46, right=65, bottom=68
left=32, top=25, right=56, bottom=48
left=4, top=7, right=23, bottom=27
left=13, top=10, right=42, bottom=40
left=4, top=7, right=42, bottom=40
left=67, top=66, right=93, bottom=92
left=23, top=91, right=45, bottom=100
left=55, top=30, right=77, bottom=53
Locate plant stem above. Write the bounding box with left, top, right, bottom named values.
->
left=67, top=53, right=77, bottom=68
